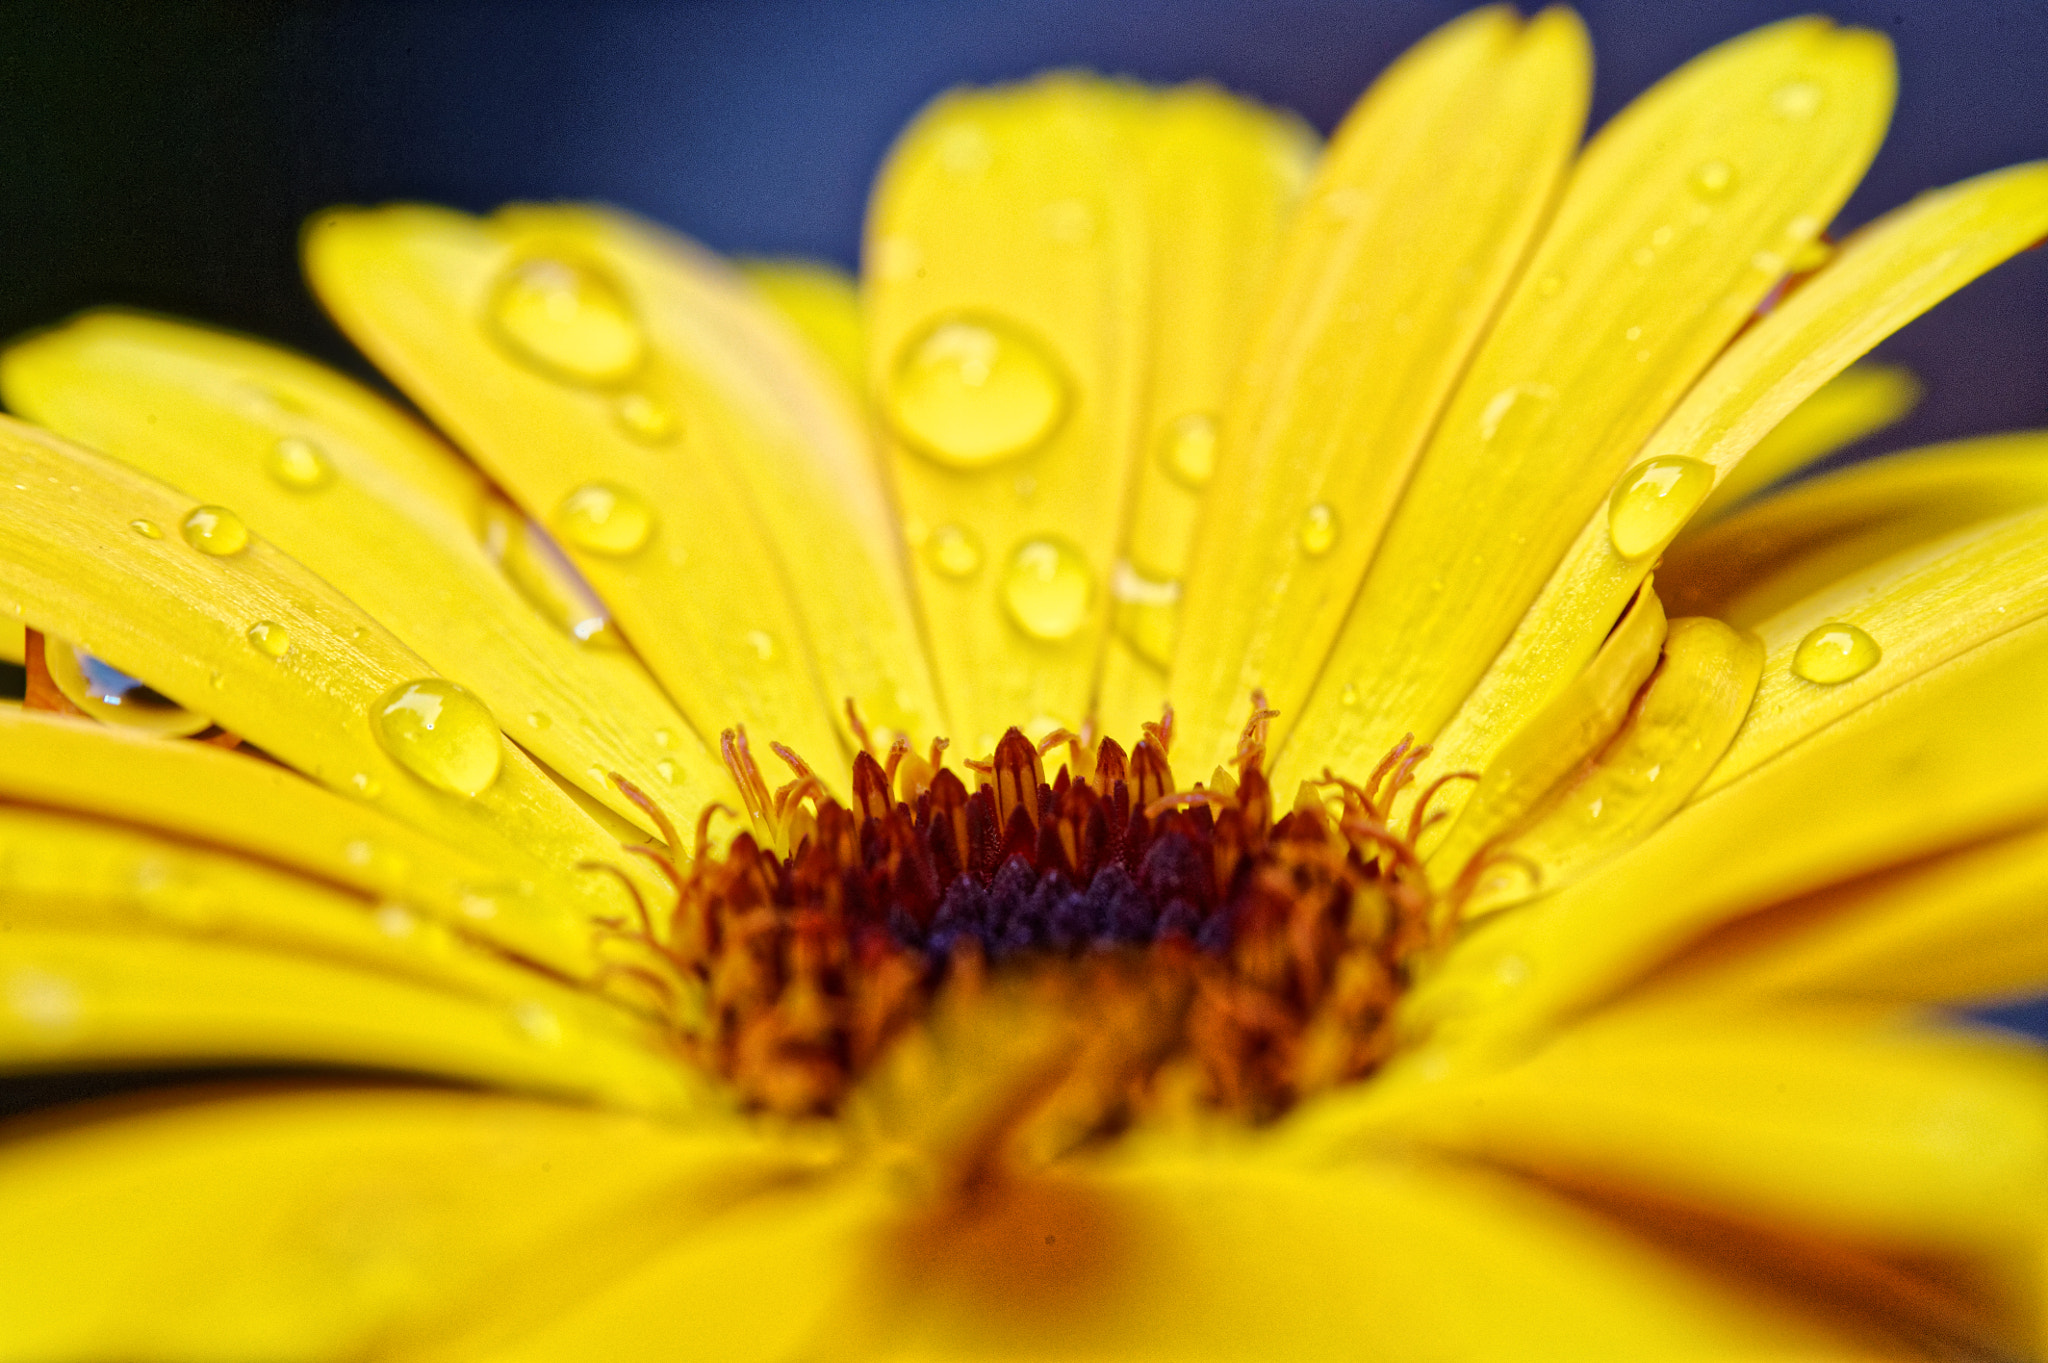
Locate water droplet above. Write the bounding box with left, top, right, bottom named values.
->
left=1789, top=238, right=1834, bottom=273
left=1792, top=623, right=1880, bottom=685
left=1110, top=562, right=1181, bottom=669
left=1041, top=198, right=1096, bottom=244
left=7, top=967, right=81, bottom=1032
left=181, top=505, right=249, bottom=556
left=1477, top=383, right=1557, bottom=446
left=1159, top=412, right=1218, bottom=489
left=266, top=436, right=333, bottom=490
left=871, top=235, right=923, bottom=282
left=344, top=840, right=374, bottom=866
left=614, top=391, right=677, bottom=443
left=937, top=123, right=992, bottom=177
left=926, top=522, right=984, bottom=579
left=374, top=904, right=417, bottom=938
left=351, top=772, right=383, bottom=798
left=1771, top=81, right=1823, bottom=120
left=746, top=629, right=776, bottom=662
left=1689, top=159, right=1737, bottom=199
left=246, top=620, right=290, bottom=657
left=1607, top=456, right=1715, bottom=561
left=653, top=727, right=674, bottom=749
left=1001, top=538, right=1093, bottom=642
left=656, top=759, right=678, bottom=784
left=372, top=678, right=503, bottom=798
left=488, top=256, right=645, bottom=385
left=1298, top=502, right=1338, bottom=557
left=526, top=711, right=550, bottom=730
left=42, top=640, right=211, bottom=736
left=1341, top=682, right=1359, bottom=707
left=886, top=316, right=1066, bottom=469
left=130, top=519, right=163, bottom=539
left=553, top=482, right=653, bottom=557
left=510, top=999, right=565, bottom=1047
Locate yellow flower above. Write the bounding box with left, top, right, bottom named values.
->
left=4, top=7, right=2048, bottom=1357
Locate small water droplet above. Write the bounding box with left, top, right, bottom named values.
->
left=886, top=316, right=1066, bottom=468
left=872, top=235, right=923, bottom=282
left=1298, top=502, right=1338, bottom=557
left=526, top=711, right=550, bottom=730
left=656, top=759, right=678, bottom=784
left=1159, top=412, right=1218, bottom=489
left=746, top=629, right=776, bottom=662
left=130, top=519, right=162, bottom=539
left=181, top=505, right=249, bottom=556
left=266, top=436, right=333, bottom=490
left=553, top=482, right=654, bottom=557
left=614, top=391, right=677, bottom=443
left=1607, top=456, right=1715, bottom=561
left=1689, top=159, right=1737, bottom=199
left=374, top=904, right=418, bottom=939
left=246, top=620, right=290, bottom=657
left=1477, top=383, right=1557, bottom=446
left=488, top=256, right=645, bottom=385
left=7, top=967, right=81, bottom=1032
left=510, top=999, right=565, bottom=1047
left=1792, top=623, right=1880, bottom=685
left=344, top=840, right=375, bottom=866
left=372, top=678, right=503, bottom=798
left=653, top=727, right=673, bottom=749
left=351, top=772, right=383, bottom=798
left=1001, top=538, right=1093, bottom=642
left=1789, top=238, right=1834, bottom=273
left=1771, top=80, right=1823, bottom=120
left=1341, top=682, right=1359, bottom=707
left=926, top=522, right=984, bottom=579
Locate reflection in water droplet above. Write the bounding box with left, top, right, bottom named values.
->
left=488, top=256, right=645, bottom=385
left=479, top=494, right=620, bottom=643
left=1111, top=561, right=1182, bottom=669
left=746, top=630, right=776, bottom=662
left=1298, top=503, right=1338, bottom=557
left=1771, top=81, right=1823, bottom=120
left=1792, top=623, right=1880, bottom=685
left=886, top=316, right=1066, bottom=468
left=1689, top=159, right=1737, bottom=199
left=266, top=436, right=333, bottom=490
left=181, top=505, right=249, bottom=556
left=1159, top=412, right=1218, bottom=489
left=130, top=519, right=163, bottom=539
left=553, top=482, right=654, bottom=558
left=43, top=640, right=212, bottom=736
left=926, top=522, right=984, bottom=579
left=372, top=678, right=503, bottom=798
left=1001, top=538, right=1093, bottom=642
left=1607, top=456, right=1715, bottom=561
left=246, top=620, right=290, bottom=658
left=1477, top=383, right=1558, bottom=446
left=614, top=391, right=677, bottom=443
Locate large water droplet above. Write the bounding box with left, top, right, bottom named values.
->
left=1792, top=623, right=1880, bottom=685
left=1607, top=456, right=1715, bottom=561
left=926, top=522, right=984, bottom=579
left=1689, top=159, right=1738, bottom=199
left=1298, top=502, right=1338, bottom=557
left=1771, top=81, right=1823, bottom=120
left=372, top=678, right=503, bottom=798
left=1159, top=412, right=1218, bottom=489
left=480, top=494, right=620, bottom=643
left=246, top=620, right=290, bottom=657
left=43, top=640, right=212, bottom=736
left=1001, top=538, right=1092, bottom=642
left=553, top=482, right=654, bottom=558
left=266, top=436, right=333, bottom=491
left=489, top=256, right=645, bottom=385
left=181, top=505, right=249, bottom=556
left=1111, top=561, right=1181, bottom=669
left=886, top=317, right=1066, bottom=468
left=130, top=519, right=163, bottom=539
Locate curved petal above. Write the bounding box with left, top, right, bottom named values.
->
left=1280, top=18, right=1895, bottom=787
left=739, top=257, right=866, bottom=397
left=1695, top=362, right=1921, bottom=523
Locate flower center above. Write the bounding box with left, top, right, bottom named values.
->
left=602, top=701, right=1481, bottom=1131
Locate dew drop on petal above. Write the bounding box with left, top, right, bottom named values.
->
left=7, top=967, right=81, bottom=1032
left=43, top=641, right=212, bottom=736
left=372, top=678, right=503, bottom=798
left=1607, top=456, right=1714, bottom=561
left=614, top=391, right=678, bottom=443
left=488, top=256, right=645, bottom=385
left=553, top=482, right=654, bottom=558
left=1689, top=159, right=1737, bottom=199
left=1158, top=412, right=1218, bottom=489
left=656, top=760, right=678, bottom=784
left=181, top=504, right=249, bottom=556
left=653, top=727, right=673, bottom=749
left=1771, top=81, right=1823, bottom=120
left=1792, top=623, right=1880, bottom=685
left=1001, top=537, right=1093, bottom=642
left=130, top=519, right=163, bottom=539
left=526, top=711, right=550, bottom=730
left=886, top=317, right=1066, bottom=469
left=510, top=999, right=565, bottom=1047
left=246, top=620, right=290, bottom=657
left=746, top=630, right=776, bottom=662
left=1111, top=561, right=1182, bottom=669
left=266, top=436, right=334, bottom=490
left=926, top=522, right=984, bottom=579
left=1298, top=502, right=1338, bottom=557
left=1477, top=382, right=1557, bottom=447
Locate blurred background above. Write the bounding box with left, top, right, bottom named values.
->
left=3, top=0, right=2046, bottom=463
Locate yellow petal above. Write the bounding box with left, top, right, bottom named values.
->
left=1665, top=430, right=2048, bottom=626
left=0, top=416, right=627, bottom=972
left=1, top=309, right=728, bottom=835
left=0, top=615, right=21, bottom=664
left=1695, top=362, right=1921, bottom=522
left=1280, top=18, right=1895, bottom=786
left=740, top=256, right=867, bottom=396
left=1420, top=159, right=2048, bottom=800
left=0, top=1088, right=809, bottom=1360
left=1427, top=581, right=1666, bottom=886
left=864, top=75, right=1314, bottom=751
left=1462, top=616, right=1764, bottom=914
left=1171, top=6, right=1589, bottom=769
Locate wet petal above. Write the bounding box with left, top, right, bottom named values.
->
left=1173, top=6, right=1589, bottom=768
left=865, top=75, right=1314, bottom=752
left=1, top=309, right=729, bottom=835
left=1695, top=362, right=1921, bottom=523
left=1281, top=18, right=1894, bottom=786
